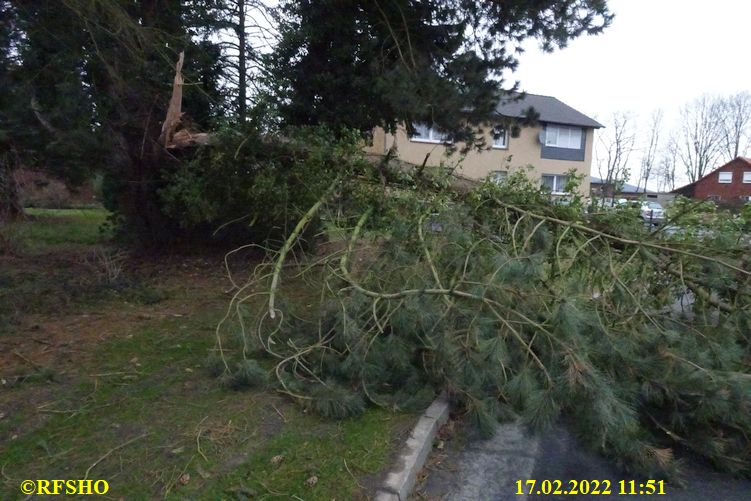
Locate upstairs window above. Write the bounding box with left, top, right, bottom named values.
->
left=718, top=171, right=732, bottom=183
left=541, top=174, right=569, bottom=193
left=491, top=126, right=508, bottom=149
left=411, top=123, right=449, bottom=143
left=743, top=172, right=751, bottom=183
left=545, top=125, right=583, bottom=149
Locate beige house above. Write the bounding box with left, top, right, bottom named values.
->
left=365, top=93, right=603, bottom=195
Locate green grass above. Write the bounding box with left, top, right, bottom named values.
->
left=0, top=207, right=163, bottom=325
left=206, top=408, right=404, bottom=500
left=0, top=308, right=412, bottom=500
left=0, top=211, right=414, bottom=499
left=17, top=207, right=111, bottom=252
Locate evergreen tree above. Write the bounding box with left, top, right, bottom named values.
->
left=0, top=0, right=23, bottom=219
left=267, top=0, right=612, bottom=142
left=4, top=0, right=225, bottom=240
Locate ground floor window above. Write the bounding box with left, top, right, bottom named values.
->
left=541, top=174, right=569, bottom=193
left=411, top=123, right=449, bottom=143
left=490, top=170, right=508, bottom=184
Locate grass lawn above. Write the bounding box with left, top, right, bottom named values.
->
left=0, top=209, right=414, bottom=500
left=15, top=208, right=112, bottom=253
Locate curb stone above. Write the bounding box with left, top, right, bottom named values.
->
left=375, top=398, right=450, bottom=501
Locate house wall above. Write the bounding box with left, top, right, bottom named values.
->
left=370, top=123, right=594, bottom=195
left=690, top=158, right=751, bottom=202
left=363, top=127, right=387, bottom=155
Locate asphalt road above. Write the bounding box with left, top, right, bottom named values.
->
left=527, top=426, right=750, bottom=501
left=417, top=422, right=750, bottom=501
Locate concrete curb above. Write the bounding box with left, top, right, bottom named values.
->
left=375, top=398, right=450, bottom=501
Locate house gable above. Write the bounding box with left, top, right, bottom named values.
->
left=672, top=157, right=751, bottom=202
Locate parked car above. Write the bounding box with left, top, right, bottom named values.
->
left=640, top=201, right=665, bottom=224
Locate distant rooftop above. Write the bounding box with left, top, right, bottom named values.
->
left=495, top=92, right=603, bottom=129
left=591, top=176, right=656, bottom=194
left=672, top=157, right=751, bottom=192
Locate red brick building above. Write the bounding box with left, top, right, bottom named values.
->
left=673, top=157, right=751, bottom=204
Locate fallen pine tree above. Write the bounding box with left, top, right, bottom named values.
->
left=213, top=158, right=751, bottom=479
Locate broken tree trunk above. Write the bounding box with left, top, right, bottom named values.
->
left=159, top=52, right=211, bottom=149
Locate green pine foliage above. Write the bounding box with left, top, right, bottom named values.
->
left=160, top=125, right=366, bottom=245
left=216, top=159, right=751, bottom=479
left=306, top=382, right=366, bottom=419
left=224, top=359, right=268, bottom=390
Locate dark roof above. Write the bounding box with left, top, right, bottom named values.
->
left=495, top=92, right=604, bottom=129
left=671, top=157, right=751, bottom=193
left=590, top=176, right=656, bottom=194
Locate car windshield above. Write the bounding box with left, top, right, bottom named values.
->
left=644, top=202, right=662, bottom=209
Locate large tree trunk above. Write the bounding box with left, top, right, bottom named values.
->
left=236, top=0, right=247, bottom=121
left=0, top=148, right=22, bottom=222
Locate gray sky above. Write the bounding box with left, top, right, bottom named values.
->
left=508, top=0, right=751, bottom=188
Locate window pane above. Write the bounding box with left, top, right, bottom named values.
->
left=719, top=172, right=732, bottom=183
left=490, top=171, right=507, bottom=184
left=559, top=127, right=570, bottom=147
left=432, top=127, right=448, bottom=142
left=412, top=123, right=447, bottom=142
left=414, top=123, right=430, bottom=138
left=555, top=175, right=569, bottom=192
left=545, top=125, right=582, bottom=149
left=545, top=126, right=558, bottom=146
left=541, top=175, right=555, bottom=190
left=492, top=127, right=507, bottom=147
left=567, top=127, right=582, bottom=148
left=743, top=172, right=751, bottom=183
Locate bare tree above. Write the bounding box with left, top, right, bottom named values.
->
left=676, top=94, right=724, bottom=182
left=655, top=136, right=678, bottom=192
left=718, top=91, right=751, bottom=160
left=596, top=111, right=636, bottom=195
left=211, top=0, right=278, bottom=120
left=636, top=109, right=663, bottom=193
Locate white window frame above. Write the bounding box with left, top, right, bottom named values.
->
left=490, top=170, right=508, bottom=184
left=491, top=126, right=508, bottom=149
left=411, top=123, right=449, bottom=144
left=544, top=125, right=583, bottom=149
left=718, top=171, right=732, bottom=184
left=743, top=171, right=751, bottom=183
left=541, top=174, right=569, bottom=194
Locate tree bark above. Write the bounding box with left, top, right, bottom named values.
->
left=236, top=0, right=247, bottom=121
left=0, top=148, right=22, bottom=222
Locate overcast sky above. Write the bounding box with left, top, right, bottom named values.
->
left=507, top=0, right=751, bottom=188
